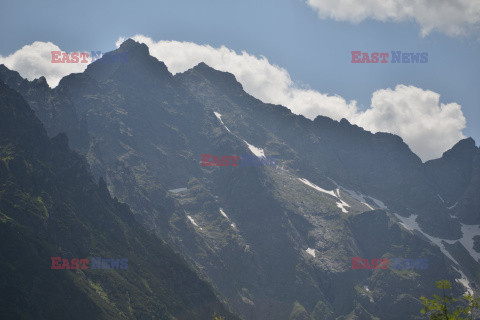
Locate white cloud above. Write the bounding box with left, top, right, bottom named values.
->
left=352, top=85, right=466, bottom=160
left=306, top=0, right=480, bottom=37
left=0, top=41, right=90, bottom=87
left=1, top=37, right=467, bottom=161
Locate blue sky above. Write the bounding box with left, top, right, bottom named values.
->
left=1, top=0, right=479, bottom=160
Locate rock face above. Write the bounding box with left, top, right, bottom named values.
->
left=425, top=137, right=480, bottom=224
left=1, top=39, right=478, bottom=319
left=0, top=81, right=238, bottom=320
left=0, top=65, right=90, bottom=152
left=474, top=236, right=480, bottom=253
left=425, top=137, right=477, bottom=203
left=456, top=151, right=480, bottom=224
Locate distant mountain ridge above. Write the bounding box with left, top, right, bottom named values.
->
left=1, top=38, right=478, bottom=319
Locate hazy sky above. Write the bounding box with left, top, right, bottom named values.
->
left=1, top=0, right=479, bottom=161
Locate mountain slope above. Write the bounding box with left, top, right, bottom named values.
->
left=0, top=39, right=478, bottom=319
left=425, top=138, right=480, bottom=224
left=0, top=80, right=238, bottom=320
left=176, top=62, right=463, bottom=239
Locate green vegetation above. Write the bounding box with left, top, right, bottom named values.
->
left=289, top=301, right=310, bottom=320
left=420, top=280, right=480, bottom=319
left=213, top=313, right=226, bottom=320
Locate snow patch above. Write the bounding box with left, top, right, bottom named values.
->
left=363, top=286, right=374, bottom=303
left=448, top=202, right=458, bottom=210
left=369, top=197, right=387, bottom=210
left=299, top=180, right=353, bottom=212
left=393, top=213, right=457, bottom=263
left=243, top=140, right=265, bottom=158
left=214, top=112, right=231, bottom=133
left=168, top=187, right=187, bottom=193
left=187, top=215, right=202, bottom=230
left=298, top=178, right=337, bottom=198
left=214, top=112, right=266, bottom=160
left=437, top=194, right=445, bottom=203
left=219, top=208, right=229, bottom=219
left=453, top=266, right=474, bottom=295
left=327, top=178, right=382, bottom=210
left=395, top=214, right=419, bottom=232
left=336, top=202, right=349, bottom=213
left=306, top=248, right=316, bottom=258
left=342, top=188, right=374, bottom=210
left=335, top=189, right=350, bottom=213
left=219, top=208, right=237, bottom=230
left=458, top=224, right=480, bottom=262
left=395, top=213, right=480, bottom=292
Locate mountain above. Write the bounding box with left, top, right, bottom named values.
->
left=0, top=80, right=238, bottom=320
left=1, top=38, right=478, bottom=319
left=0, top=65, right=90, bottom=152
left=176, top=61, right=461, bottom=238
left=425, top=138, right=480, bottom=224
